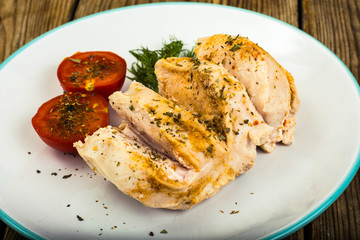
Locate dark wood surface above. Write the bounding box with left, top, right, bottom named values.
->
left=0, top=0, right=359, bottom=239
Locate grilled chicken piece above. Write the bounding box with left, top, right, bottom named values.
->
left=155, top=57, right=273, bottom=176
left=194, top=34, right=300, bottom=152
left=75, top=125, right=234, bottom=209
left=109, top=82, right=227, bottom=172
left=75, top=83, right=239, bottom=209
left=75, top=125, right=195, bottom=209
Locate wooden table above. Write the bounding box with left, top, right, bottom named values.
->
left=0, top=0, right=359, bottom=239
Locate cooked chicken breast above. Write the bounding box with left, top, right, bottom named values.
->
left=155, top=57, right=273, bottom=175
left=74, top=33, right=300, bottom=210
left=75, top=125, right=195, bottom=209
left=75, top=125, right=236, bottom=209
left=194, top=34, right=300, bottom=152
left=75, top=83, right=243, bottom=209
left=109, top=82, right=227, bottom=172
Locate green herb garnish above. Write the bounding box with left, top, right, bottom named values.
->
left=128, top=37, right=195, bottom=92
left=218, top=134, right=226, bottom=140
left=163, top=112, right=174, bottom=117
left=229, top=43, right=243, bottom=52
left=68, top=58, right=81, bottom=64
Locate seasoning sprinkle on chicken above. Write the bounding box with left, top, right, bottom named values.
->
left=75, top=34, right=299, bottom=210
left=195, top=34, right=300, bottom=152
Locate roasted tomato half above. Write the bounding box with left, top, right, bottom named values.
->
left=57, top=51, right=126, bottom=99
left=32, top=92, right=109, bottom=153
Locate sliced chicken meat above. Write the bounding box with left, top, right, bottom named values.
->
left=194, top=34, right=300, bottom=152
left=75, top=125, right=197, bottom=209
left=155, top=57, right=273, bottom=176
left=75, top=34, right=300, bottom=210
left=75, top=82, right=239, bottom=209
left=109, top=81, right=227, bottom=172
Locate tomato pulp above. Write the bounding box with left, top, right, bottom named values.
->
left=32, top=92, right=109, bottom=153
left=57, top=51, right=126, bottom=99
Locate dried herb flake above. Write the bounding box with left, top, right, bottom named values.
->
left=68, top=58, right=82, bottom=64
left=63, top=174, right=72, bottom=179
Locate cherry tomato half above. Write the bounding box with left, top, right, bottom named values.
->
left=57, top=51, right=126, bottom=99
left=32, top=92, right=109, bottom=153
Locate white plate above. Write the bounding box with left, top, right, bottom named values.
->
left=0, top=3, right=359, bottom=240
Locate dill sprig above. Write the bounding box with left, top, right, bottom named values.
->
left=128, top=37, right=194, bottom=92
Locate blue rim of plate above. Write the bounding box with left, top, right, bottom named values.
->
left=0, top=2, right=359, bottom=240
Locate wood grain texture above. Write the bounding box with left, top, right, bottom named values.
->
left=2, top=228, right=26, bottom=240
left=303, top=0, right=359, bottom=81
left=73, top=0, right=299, bottom=27
left=301, top=1, right=360, bottom=239
left=215, top=0, right=299, bottom=27
left=0, top=0, right=77, bottom=62
left=0, top=0, right=358, bottom=240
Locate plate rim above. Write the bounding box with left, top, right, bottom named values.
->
left=0, top=2, right=359, bottom=240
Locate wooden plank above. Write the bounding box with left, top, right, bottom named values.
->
left=215, top=0, right=299, bottom=28
left=303, top=0, right=359, bottom=81
left=3, top=227, right=27, bottom=240
left=73, top=0, right=179, bottom=19
left=0, top=0, right=78, bottom=63
left=0, top=219, right=6, bottom=238
left=73, top=0, right=299, bottom=27
left=302, top=0, right=360, bottom=239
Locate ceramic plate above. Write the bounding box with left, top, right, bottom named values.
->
left=0, top=3, right=359, bottom=240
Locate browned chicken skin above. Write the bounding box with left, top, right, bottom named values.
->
left=76, top=82, right=237, bottom=209
left=155, top=57, right=273, bottom=176
left=195, top=34, right=300, bottom=152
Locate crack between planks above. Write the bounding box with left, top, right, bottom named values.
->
left=0, top=219, right=6, bottom=240
left=69, top=0, right=80, bottom=21
left=298, top=0, right=304, bottom=30
left=304, top=222, right=313, bottom=239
